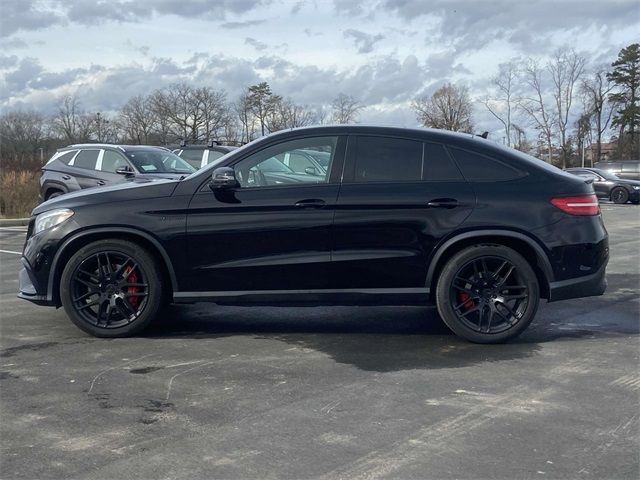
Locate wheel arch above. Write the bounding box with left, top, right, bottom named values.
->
left=48, top=227, right=178, bottom=306
left=426, top=230, right=553, bottom=300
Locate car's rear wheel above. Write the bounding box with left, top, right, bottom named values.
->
left=435, top=245, right=539, bottom=343
left=611, top=187, right=629, bottom=204
left=60, top=239, right=163, bottom=337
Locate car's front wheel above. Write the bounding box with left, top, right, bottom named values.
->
left=435, top=245, right=540, bottom=343
left=60, top=239, right=163, bottom=337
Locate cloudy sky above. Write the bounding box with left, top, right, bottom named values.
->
left=0, top=0, right=637, bottom=135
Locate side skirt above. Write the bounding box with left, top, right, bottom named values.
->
left=173, top=288, right=431, bottom=306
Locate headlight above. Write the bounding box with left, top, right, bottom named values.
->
left=34, top=209, right=74, bottom=234
left=633, top=186, right=640, bottom=190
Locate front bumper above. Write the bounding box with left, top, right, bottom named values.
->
left=18, top=257, right=54, bottom=306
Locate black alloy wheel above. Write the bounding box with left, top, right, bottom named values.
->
left=60, top=240, right=163, bottom=337
left=436, top=245, right=539, bottom=343
left=611, top=187, right=629, bottom=204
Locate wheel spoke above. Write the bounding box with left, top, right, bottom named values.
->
left=124, top=292, right=148, bottom=297
left=113, top=257, right=133, bottom=278
left=75, top=277, right=99, bottom=289
left=77, top=299, right=100, bottom=311
left=118, top=297, right=138, bottom=318
left=73, top=290, right=98, bottom=302
left=485, top=308, right=494, bottom=333
left=460, top=305, right=480, bottom=318
left=500, top=294, right=527, bottom=301
left=122, top=263, right=139, bottom=280
left=104, top=253, right=113, bottom=274
left=78, top=268, right=99, bottom=282
left=496, top=301, right=520, bottom=320
left=496, top=265, right=515, bottom=287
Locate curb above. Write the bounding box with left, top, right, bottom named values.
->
left=0, top=218, right=30, bottom=227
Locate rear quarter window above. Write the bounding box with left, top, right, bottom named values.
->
left=448, top=147, right=527, bottom=182
left=51, top=150, right=77, bottom=165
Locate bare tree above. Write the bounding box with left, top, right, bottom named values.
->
left=269, top=98, right=316, bottom=131
left=518, top=59, right=556, bottom=163
left=120, top=95, right=157, bottom=144
left=412, top=83, right=473, bottom=132
left=580, top=69, right=616, bottom=163
left=549, top=49, right=586, bottom=168
left=0, top=110, right=46, bottom=164
left=50, top=95, right=94, bottom=143
left=194, top=87, right=229, bottom=141
left=331, top=93, right=363, bottom=124
left=482, top=62, right=518, bottom=147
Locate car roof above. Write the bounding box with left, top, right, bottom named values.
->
left=177, top=145, right=236, bottom=151
left=60, top=144, right=172, bottom=153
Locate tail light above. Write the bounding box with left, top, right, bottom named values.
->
left=550, top=194, right=600, bottom=215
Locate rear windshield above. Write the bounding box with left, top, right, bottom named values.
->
left=125, top=150, right=195, bottom=174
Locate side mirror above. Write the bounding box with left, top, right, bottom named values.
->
left=305, top=166, right=318, bottom=176
left=210, top=167, right=239, bottom=189
left=115, top=166, right=134, bottom=175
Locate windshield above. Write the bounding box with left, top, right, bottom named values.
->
left=589, top=168, right=619, bottom=181
left=125, top=150, right=196, bottom=174
left=302, top=149, right=331, bottom=168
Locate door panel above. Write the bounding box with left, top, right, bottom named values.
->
left=185, top=185, right=339, bottom=291
left=330, top=135, right=475, bottom=289
left=184, top=135, right=346, bottom=292
left=331, top=182, right=475, bottom=288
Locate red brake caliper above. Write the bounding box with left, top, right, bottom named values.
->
left=458, top=291, right=475, bottom=311
left=124, top=266, right=140, bottom=308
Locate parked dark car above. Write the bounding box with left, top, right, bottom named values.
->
left=594, top=160, right=640, bottom=181
left=566, top=167, right=640, bottom=204
left=173, top=143, right=236, bottom=169
left=19, top=126, right=608, bottom=343
left=40, top=144, right=196, bottom=201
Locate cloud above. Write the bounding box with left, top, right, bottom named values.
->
left=343, top=29, right=385, bottom=54
left=220, top=19, right=266, bottom=29
left=245, top=37, right=268, bottom=52
left=0, top=0, right=273, bottom=37
left=0, top=0, right=63, bottom=38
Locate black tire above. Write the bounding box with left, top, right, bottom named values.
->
left=611, top=187, right=629, bottom=204
left=435, top=245, right=540, bottom=344
left=60, top=239, right=163, bottom=337
left=46, top=190, right=64, bottom=200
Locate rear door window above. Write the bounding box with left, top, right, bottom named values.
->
left=71, top=150, right=100, bottom=170
left=179, top=150, right=205, bottom=168
left=423, top=143, right=463, bottom=181
left=352, top=136, right=422, bottom=182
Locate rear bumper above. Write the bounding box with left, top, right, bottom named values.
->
left=548, top=261, right=607, bottom=302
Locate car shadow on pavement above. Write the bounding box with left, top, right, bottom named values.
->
left=142, top=273, right=638, bottom=372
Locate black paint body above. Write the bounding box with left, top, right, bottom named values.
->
left=19, top=126, right=608, bottom=308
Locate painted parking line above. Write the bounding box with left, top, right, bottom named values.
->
left=0, top=227, right=28, bottom=232
left=0, top=249, right=22, bottom=255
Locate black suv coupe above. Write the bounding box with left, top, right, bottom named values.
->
left=566, top=167, right=640, bottom=204
left=19, top=126, right=608, bottom=343
left=40, top=144, right=195, bottom=201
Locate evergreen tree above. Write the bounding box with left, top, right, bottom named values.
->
left=607, top=43, right=640, bottom=158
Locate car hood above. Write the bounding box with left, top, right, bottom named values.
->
left=621, top=179, right=640, bottom=187
left=33, top=177, right=180, bottom=215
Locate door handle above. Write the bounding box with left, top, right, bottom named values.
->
left=62, top=175, right=71, bottom=180
left=97, top=180, right=106, bottom=186
left=294, top=199, right=326, bottom=209
left=427, top=198, right=458, bottom=209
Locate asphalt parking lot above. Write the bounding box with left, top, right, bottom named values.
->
left=1, top=205, right=638, bottom=479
